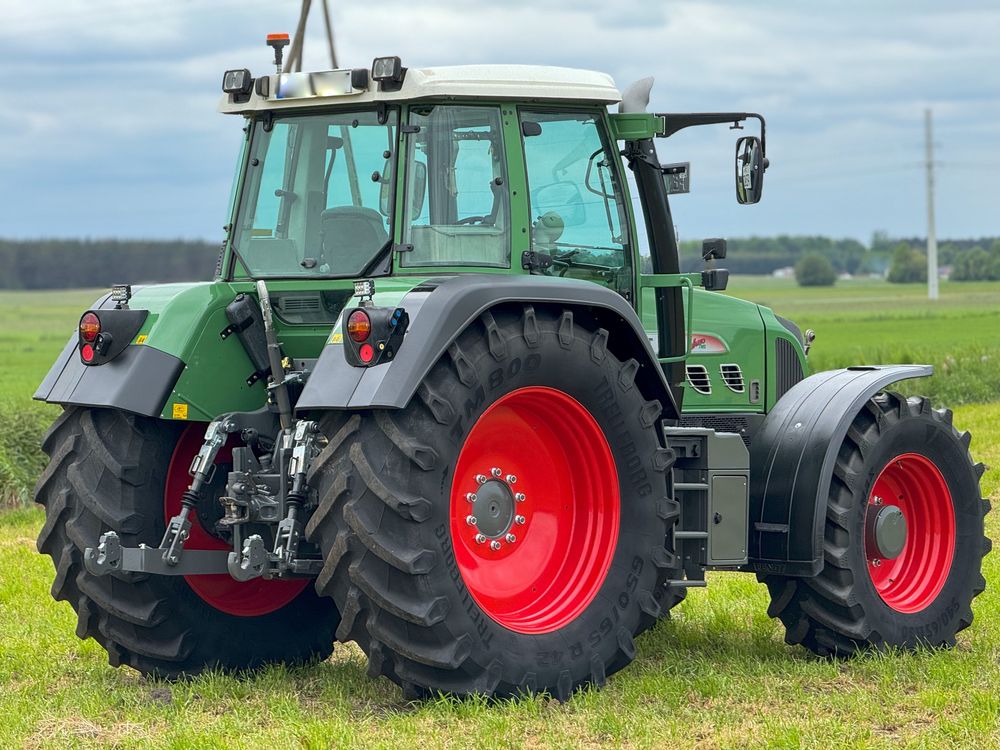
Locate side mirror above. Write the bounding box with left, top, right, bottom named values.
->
left=531, top=181, right=585, bottom=227
left=399, top=161, right=427, bottom=218
left=735, top=135, right=767, bottom=205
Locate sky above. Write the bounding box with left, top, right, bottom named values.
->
left=3, top=0, right=999, bottom=246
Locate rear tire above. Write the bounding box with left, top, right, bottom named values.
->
left=35, top=407, right=339, bottom=677
left=759, top=393, right=990, bottom=656
left=307, top=305, right=682, bottom=699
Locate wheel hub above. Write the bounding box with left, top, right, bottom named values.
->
left=866, top=502, right=907, bottom=560
left=464, top=468, right=526, bottom=549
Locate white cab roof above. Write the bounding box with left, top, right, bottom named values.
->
left=219, top=64, right=621, bottom=114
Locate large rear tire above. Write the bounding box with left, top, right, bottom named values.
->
left=307, top=305, right=682, bottom=699
left=35, top=407, right=339, bottom=677
left=759, top=393, right=990, bottom=656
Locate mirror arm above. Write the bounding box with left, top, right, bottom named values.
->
left=655, top=112, right=766, bottom=156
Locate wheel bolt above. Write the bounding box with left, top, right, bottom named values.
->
left=515, top=515, right=525, bottom=525
left=872, top=558, right=881, bottom=567
left=515, top=492, right=525, bottom=502
left=506, top=474, right=517, bottom=484
left=873, top=496, right=883, bottom=506
left=475, top=474, right=488, bottom=484
left=475, top=533, right=486, bottom=544
left=491, top=467, right=503, bottom=478
left=505, top=533, right=516, bottom=543
left=466, top=515, right=477, bottom=526
left=466, top=492, right=477, bottom=502
left=490, top=540, right=502, bottom=551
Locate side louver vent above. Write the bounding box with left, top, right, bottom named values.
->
left=277, top=294, right=323, bottom=313
left=720, top=363, right=745, bottom=393
left=685, top=364, right=712, bottom=395
left=775, top=337, right=805, bottom=400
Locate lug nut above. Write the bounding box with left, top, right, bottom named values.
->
left=475, top=474, right=488, bottom=484
left=515, top=492, right=525, bottom=502
left=466, top=492, right=477, bottom=502
left=490, top=540, right=502, bottom=551
left=873, top=496, right=883, bottom=506
left=871, top=558, right=881, bottom=567
left=505, top=533, right=516, bottom=543
left=491, top=467, right=503, bottom=478
left=515, top=515, right=525, bottom=525
left=475, top=533, right=486, bottom=544
left=466, top=515, right=477, bottom=526
left=506, top=474, right=517, bottom=484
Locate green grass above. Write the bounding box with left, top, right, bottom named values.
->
left=1, top=280, right=999, bottom=748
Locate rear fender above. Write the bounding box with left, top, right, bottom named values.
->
left=748, top=364, right=933, bottom=577
left=296, top=274, right=679, bottom=419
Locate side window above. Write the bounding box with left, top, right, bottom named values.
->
left=249, top=122, right=295, bottom=238
left=401, top=106, right=510, bottom=267
left=519, top=110, right=631, bottom=292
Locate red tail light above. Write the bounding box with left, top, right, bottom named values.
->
left=347, top=310, right=372, bottom=342
left=79, top=312, right=101, bottom=342
left=80, top=343, right=95, bottom=363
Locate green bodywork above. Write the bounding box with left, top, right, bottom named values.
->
left=104, top=103, right=806, bottom=424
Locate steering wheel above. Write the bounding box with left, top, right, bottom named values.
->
left=455, top=215, right=487, bottom=226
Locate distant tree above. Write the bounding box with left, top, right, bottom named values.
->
left=951, top=246, right=992, bottom=281
left=887, top=243, right=927, bottom=283
left=795, top=252, right=836, bottom=287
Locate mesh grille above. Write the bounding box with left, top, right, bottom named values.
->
left=775, top=338, right=804, bottom=400
left=720, top=363, right=745, bottom=393
left=679, top=415, right=752, bottom=448
left=685, top=364, right=711, bottom=395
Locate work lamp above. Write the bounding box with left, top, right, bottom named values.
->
left=371, top=56, right=403, bottom=83
left=222, top=68, right=253, bottom=95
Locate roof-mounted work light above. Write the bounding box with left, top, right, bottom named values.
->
left=371, top=56, right=405, bottom=90
left=222, top=68, right=253, bottom=95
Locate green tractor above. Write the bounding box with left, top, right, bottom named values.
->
left=34, top=39, right=989, bottom=700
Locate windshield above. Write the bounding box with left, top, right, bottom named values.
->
left=231, top=109, right=398, bottom=278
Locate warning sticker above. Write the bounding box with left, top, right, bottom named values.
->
left=329, top=332, right=344, bottom=345
left=135, top=335, right=148, bottom=345
left=172, top=403, right=189, bottom=420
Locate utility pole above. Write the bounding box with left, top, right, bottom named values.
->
left=925, top=108, right=938, bottom=300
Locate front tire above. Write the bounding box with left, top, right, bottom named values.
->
left=307, top=305, right=681, bottom=699
left=760, top=393, right=990, bottom=656
left=35, top=407, right=340, bottom=677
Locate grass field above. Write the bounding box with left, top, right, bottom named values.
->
left=1, top=279, right=999, bottom=749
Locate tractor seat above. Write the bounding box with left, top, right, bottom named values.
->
left=320, top=206, right=389, bottom=273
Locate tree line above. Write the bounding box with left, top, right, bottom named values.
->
left=1, top=236, right=998, bottom=290
left=0, top=240, right=220, bottom=290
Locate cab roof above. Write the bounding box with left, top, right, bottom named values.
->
left=218, top=64, right=622, bottom=115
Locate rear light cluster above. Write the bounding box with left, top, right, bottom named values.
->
left=342, top=306, right=408, bottom=367
left=78, top=311, right=114, bottom=364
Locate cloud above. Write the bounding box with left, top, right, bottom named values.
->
left=2, top=0, right=998, bottom=241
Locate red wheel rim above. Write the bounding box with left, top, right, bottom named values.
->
left=164, top=425, right=308, bottom=617
left=449, top=387, right=619, bottom=634
left=865, top=452, right=955, bottom=614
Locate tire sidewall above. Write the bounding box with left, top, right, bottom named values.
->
left=849, top=411, right=982, bottom=644
left=417, top=314, right=667, bottom=684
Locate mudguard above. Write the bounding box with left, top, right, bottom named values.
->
left=747, top=364, right=933, bottom=577
left=34, top=293, right=185, bottom=417
left=296, top=274, right=679, bottom=419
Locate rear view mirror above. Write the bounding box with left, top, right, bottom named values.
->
left=403, top=161, right=427, bottom=218
left=531, top=181, right=585, bottom=226
left=735, top=136, right=766, bottom=204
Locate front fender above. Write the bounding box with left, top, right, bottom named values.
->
left=748, top=364, right=933, bottom=577
left=296, top=274, right=679, bottom=419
